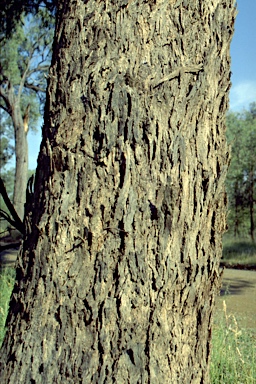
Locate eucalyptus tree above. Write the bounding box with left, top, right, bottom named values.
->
left=0, top=114, right=14, bottom=169
left=244, top=103, right=256, bottom=241
left=0, top=9, right=54, bottom=220
left=0, top=1, right=236, bottom=382
left=226, top=111, right=246, bottom=236
left=226, top=104, right=256, bottom=240
left=0, top=120, right=14, bottom=232
left=0, top=0, right=56, bottom=39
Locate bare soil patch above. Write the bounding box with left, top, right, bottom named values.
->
left=215, top=268, right=256, bottom=330
left=0, top=247, right=20, bottom=267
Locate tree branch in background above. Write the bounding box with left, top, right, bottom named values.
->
left=0, top=177, right=24, bottom=234
left=24, top=82, right=46, bottom=93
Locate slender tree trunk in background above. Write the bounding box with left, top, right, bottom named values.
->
left=249, top=167, right=255, bottom=241
left=234, top=182, right=240, bottom=237
left=0, top=1, right=236, bottom=383
left=8, top=87, right=29, bottom=221
left=13, top=107, right=28, bottom=221
left=234, top=205, right=240, bottom=237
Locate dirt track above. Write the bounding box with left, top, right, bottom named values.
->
left=1, top=248, right=255, bottom=329
left=215, top=268, right=256, bottom=330
left=0, top=247, right=19, bottom=267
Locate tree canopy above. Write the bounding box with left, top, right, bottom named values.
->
left=0, top=9, right=54, bottom=118
left=0, top=7, right=54, bottom=224
left=226, top=102, right=256, bottom=240
left=0, top=0, right=56, bottom=39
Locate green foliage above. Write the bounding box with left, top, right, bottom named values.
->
left=226, top=103, right=256, bottom=238
left=0, top=0, right=56, bottom=39
left=0, top=7, right=54, bottom=206
left=0, top=267, right=15, bottom=347
left=0, top=20, right=24, bottom=83
left=0, top=168, right=15, bottom=197
left=0, top=135, right=14, bottom=168
left=0, top=110, right=15, bottom=168
left=0, top=167, right=34, bottom=199
left=222, top=235, right=256, bottom=268
left=0, top=9, right=54, bottom=117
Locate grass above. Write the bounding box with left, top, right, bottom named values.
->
left=0, top=266, right=16, bottom=347
left=222, top=235, right=256, bottom=269
left=211, top=300, right=256, bottom=383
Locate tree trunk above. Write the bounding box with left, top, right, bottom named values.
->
left=234, top=182, right=240, bottom=237
left=7, top=83, right=29, bottom=221
left=12, top=106, right=28, bottom=221
left=0, top=1, right=236, bottom=383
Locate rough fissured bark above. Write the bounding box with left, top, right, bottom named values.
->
left=0, top=1, right=236, bottom=383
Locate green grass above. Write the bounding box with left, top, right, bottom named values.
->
left=0, top=266, right=16, bottom=347
left=211, top=300, right=256, bottom=383
left=222, top=235, right=256, bottom=268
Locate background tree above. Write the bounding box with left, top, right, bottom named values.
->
left=0, top=0, right=236, bottom=382
left=0, top=0, right=56, bottom=39
left=226, top=103, right=256, bottom=241
left=0, top=111, right=14, bottom=168
left=0, top=9, right=54, bottom=220
left=0, top=112, right=15, bottom=235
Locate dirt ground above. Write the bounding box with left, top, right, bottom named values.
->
left=215, top=268, right=256, bottom=330
left=1, top=248, right=255, bottom=330
left=0, top=247, right=19, bottom=267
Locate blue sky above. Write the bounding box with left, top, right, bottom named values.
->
left=229, top=0, right=256, bottom=111
left=24, top=1, right=256, bottom=169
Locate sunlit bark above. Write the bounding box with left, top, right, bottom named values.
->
left=0, top=1, right=236, bottom=382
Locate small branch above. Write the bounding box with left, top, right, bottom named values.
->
left=18, top=58, right=31, bottom=101
left=0, top=102, right=9, bottom=114
left=24, top=82, right=46, bottom=93
left=27, top=65, right=49, bottom=77
left=0, top=209, right=15, bottom=224
left=0, top=177, right=25, bottom=234
left=0, top=79, right=13, bottom=113
left=0, top=84, right=8, bottom=100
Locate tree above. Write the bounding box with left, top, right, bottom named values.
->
left=0, top=1, right=236, bottom=382
left=0, top=0, right=57, bottom=39
left=226, top=112, right=246, bottom=236
left=244, top=103, right=256, bottom=242
left=0, top=112, right=14, bottom=168
left=226, top=104, right=256, bottom=240
left=0, top=10, right=54, bottom=220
